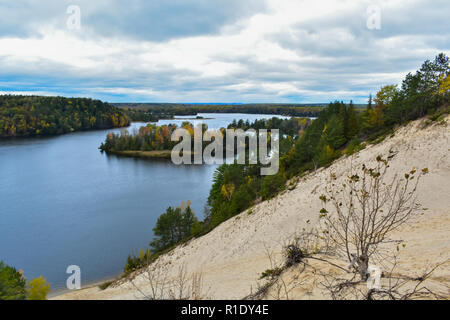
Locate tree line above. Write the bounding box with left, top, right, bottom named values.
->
left=121, top=108, right=174, bottom=122
left=113, top=103, right=331, bottom=117
left=0, top=95, right=130, bottom=138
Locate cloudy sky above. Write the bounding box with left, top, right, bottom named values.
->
left=0, top=0, right=449, bottom=103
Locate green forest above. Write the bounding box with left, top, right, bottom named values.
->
left=0, top=95, right=130, bottom=138
left=123, top=53, right=449, bottom=272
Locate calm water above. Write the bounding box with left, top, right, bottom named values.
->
left=0, top=113, right=288, bottom=294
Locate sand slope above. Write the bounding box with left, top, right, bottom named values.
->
left=54, top=116, right=450, bottom=300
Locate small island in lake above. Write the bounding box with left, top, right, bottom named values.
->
left=99, top=117, right=311, bottom=159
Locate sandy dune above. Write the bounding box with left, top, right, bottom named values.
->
left=54, top=116, right=450, bottom=300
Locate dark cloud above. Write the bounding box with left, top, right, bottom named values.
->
left=0, top=0, right=267, bottom=41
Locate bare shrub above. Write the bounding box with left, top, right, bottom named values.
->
left=313, top=154, right=448, bottom=299
left=319, top=154, right=427, bottom=280
left=129, top=261, right=208, bottom=300
left=250, top=154, right=447, bottom=300
left=245, top=235, right=320, bottom=300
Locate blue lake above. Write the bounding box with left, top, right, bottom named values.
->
left=0, top=113, right=288, bottom=294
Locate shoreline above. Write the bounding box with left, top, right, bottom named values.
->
left=48, top=274, right=121, bottom=299
left=0, top=123, right=132, bottom=140
left=104, top=149, right=202, bottom=160
left=106, top=149, right=173, bottom=159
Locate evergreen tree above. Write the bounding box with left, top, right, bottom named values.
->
left=323, top=114, right=346, bottom=150
left=0, top=261, right=26, bottom=300
left=347, top=100, right=359, bottom=138
left=150, top=204, right=198, bottom=253
left=338, top=102, right=349, bottom=138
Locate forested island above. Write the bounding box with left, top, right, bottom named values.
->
left=99, top=116, right=311, bottom=160
left=0, top=95, right=131, bottom=138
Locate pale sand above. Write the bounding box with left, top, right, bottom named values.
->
left=54, top=116, right=450, bottom=300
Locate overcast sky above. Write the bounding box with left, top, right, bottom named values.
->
left=0, top=0, right=449, bottom=103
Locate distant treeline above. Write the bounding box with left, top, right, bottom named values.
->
left=121, top=108, right=174, bottom=122
left=0, top=95, right=130, bottom=138
left=123, top=53, right=449, bottom=272
left=112, top=103, right=341, bottom=117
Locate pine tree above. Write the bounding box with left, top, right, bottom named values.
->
left=323, top=114, right=346, bottom=149
left=338, top=102, right=349, bottom=138
left=367, top=94, right=373, bottom=110
left=0, top=261, right=26, bottom=300
left=347, top=101, right=359, bottom=138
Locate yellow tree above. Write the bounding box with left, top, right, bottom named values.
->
left=373, top=84, right=397, bottom=108
left=154, top=129, right=162, bottom=149
left=438, top=74, right=450, bottom=95
left=221, top=183, right=235, bottom=201
left=368, top=84, right=398, bottom=128
left=27, top=276, right=50, bottom=300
